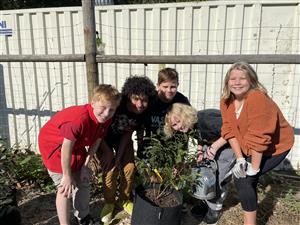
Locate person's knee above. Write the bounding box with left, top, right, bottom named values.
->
left=234, top=178, right=257, bottom=211
left=242, top=202, right=257, bottom=212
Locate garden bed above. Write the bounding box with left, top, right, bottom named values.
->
left=18, top=171, right=300, bottom=225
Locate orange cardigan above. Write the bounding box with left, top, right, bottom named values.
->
left=220, top=90, right=294, bottom=156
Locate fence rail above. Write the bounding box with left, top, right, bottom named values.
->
left=1, top=54, right=300, bottom=64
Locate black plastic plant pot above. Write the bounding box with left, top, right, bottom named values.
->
left=131, top=185, right=183, bottom=225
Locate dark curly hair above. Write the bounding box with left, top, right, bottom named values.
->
left=121, top=75, right=156, bottom=101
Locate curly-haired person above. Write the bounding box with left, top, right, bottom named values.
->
left=97, top=76, right=156, bottom=223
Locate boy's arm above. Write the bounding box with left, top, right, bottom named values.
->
left=115, top=131, right=133, bottom=168
left=60, top=138, right=75, bottom=198
left=84, top=138, right=102, bottom=166
left=80, top=138, right=103, bottom=182
left=136, top=128, right=144, bottom=148
left=98, top=139, right=115, bottom=172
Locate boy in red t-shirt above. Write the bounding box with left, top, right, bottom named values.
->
left=38, top=84, right=121, bottom=225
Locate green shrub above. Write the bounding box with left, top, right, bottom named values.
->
left=136, top=132, right=198, bottom=199
left=0, top=139, right=54, bottom=192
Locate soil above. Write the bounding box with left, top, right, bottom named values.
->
left=18, top=172, right=300, bottom=225
left=142, top=188, right=180, bottom=207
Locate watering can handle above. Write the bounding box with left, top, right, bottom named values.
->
left=197, top=145, right=217, bottom=166
left=198, top=145, right=213, bottom=161
left=203, top=145, right=217, bottom=159
left=197, top=158, right=218, bottom=170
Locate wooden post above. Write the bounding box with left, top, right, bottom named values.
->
left=82, top=0, right=98, bottom=101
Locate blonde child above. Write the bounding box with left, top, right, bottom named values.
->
left=164, top=103, right=235, bottom=224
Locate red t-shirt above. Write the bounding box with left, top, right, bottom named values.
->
left=38, top=104, right=111, bottom=173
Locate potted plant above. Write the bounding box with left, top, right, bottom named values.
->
left=96, top=31, right=105, bottom=55
left=131, top=132, right=198, bottom=225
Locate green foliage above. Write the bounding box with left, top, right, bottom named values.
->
left=136, top=132, right=198, bottom=199
left=0, top=139, right=54, bottom=192
left=282, top=189, right=300, bottom=213
left=90, top=171, right=103, bottom=196
left=257, top=172, right=300, bottom=218
left=96, top=37, right=103, bottom=47
left=96, top=32, right=103, bottom=47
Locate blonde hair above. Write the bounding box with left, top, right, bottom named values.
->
left=91, top=84, right=121, bottom=106
left=164, top=103, right=197, bottom=138
left=222, top=62, right=268, bottom=102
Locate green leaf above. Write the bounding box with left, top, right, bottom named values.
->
left=96, top=37, right=102, bottom=47
left=20, top=156, right=32, bottom=165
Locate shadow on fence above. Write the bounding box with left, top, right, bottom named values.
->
left=0, top=64, right=10, bottom=145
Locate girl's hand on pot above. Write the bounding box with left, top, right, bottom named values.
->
left=206, top=146, right=217, bottom=160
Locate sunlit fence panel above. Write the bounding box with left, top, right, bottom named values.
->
left=0, top=0, right=299, bottom=169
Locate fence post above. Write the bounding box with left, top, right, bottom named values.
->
left=82, top=0, right=98, bottom=101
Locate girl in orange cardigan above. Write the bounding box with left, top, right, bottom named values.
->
left=220, top=62, right=294, bottom=225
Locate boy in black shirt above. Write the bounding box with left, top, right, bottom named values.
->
left=137, top=68, right=190, bottom=158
